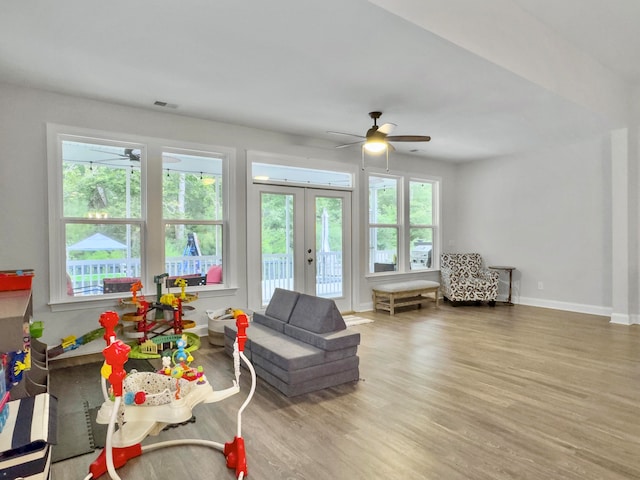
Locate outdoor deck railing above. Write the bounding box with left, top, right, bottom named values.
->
left=67, top=256, right=221, bottom=295
left=68, top=252, right=345, bottom=301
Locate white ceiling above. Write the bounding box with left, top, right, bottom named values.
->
left=1, top=0, right=638, bottom=162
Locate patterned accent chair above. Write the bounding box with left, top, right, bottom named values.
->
left=440, top=253, right=499, bottom=305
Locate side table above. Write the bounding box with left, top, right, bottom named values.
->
left=489, top=266, right=515, bottom=305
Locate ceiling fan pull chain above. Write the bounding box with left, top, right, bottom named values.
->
left=361, top=145, right=366, bottom=171
left=386, top=148, right=389, bottom=172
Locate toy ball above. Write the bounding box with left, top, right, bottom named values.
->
left=134, top=391, right=146, bottom=405
left=171, top=366, right=184, bottom=379
left=124, top=392, right=135, bottom=405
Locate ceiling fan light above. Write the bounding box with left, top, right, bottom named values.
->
left=364, top=140, right=387, bottom=153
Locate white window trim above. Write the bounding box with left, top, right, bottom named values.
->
left=46, top=123, right=236, bottom=310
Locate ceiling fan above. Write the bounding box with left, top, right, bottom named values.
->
left=90, top=147, right=141, bottom=163
left=329, top=112, right=431, bottom=163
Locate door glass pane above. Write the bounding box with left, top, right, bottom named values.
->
left=315, top=197, right=343, bottom=298
left=261, top=193, right=294, bottom=305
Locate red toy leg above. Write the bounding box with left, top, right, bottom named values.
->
left=224, top=436, right=247, bottom=478
left=89, top=444, right=142, bottom=479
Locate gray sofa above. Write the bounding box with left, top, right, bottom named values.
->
left=224, top=288, right=360, bottom=397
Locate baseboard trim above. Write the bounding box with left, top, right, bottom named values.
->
left=517, top=297, right=612, bottom=317
left=609, top=313, right=640, bottom=325
left=358, top=297, right=613, bottom=318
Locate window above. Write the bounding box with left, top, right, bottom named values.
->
left=368, top=174, right=438, bottom=274
left=47, top=125, right=232, bottom=304
left=251, top=162, right=353, bottom=188
left=162, top=150, right=224, bottom=285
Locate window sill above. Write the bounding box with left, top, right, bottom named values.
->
left=364, top=269, right=440, bottom=280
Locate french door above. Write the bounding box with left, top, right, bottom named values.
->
left=248, top=184, right=352, bottom=312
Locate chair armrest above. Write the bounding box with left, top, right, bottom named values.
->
left=440, top=267, right=453, bottom=284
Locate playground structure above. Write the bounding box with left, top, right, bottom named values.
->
left=49, top=274, right=201, bottom=360
left=85, top=309, right=255, bottom=480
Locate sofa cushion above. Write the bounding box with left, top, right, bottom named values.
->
left=250, top=331, right=358, bottom=371
left=264, top=288, right=300, bottom=322
left=224, top=321, right=276, bottom=350
left=253, top=312, right=286, bottom=333
left=250, top=334, right=322, bottom=371
left=254, top=365, right=360, bottom=397
left=251, top=352, right=359, bottom=384
left=288, top=293, right=346, bottom=334
left=206, top=265, right=223, bottom=284
left=284, top=323, right=360, bottom=351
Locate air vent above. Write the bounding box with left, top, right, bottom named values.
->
left=153, top=101, right=178, bottom=109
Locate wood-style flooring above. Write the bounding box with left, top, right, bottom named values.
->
left=49, top=303, right=640, bottom=479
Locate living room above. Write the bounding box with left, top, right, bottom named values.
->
left=1, top=1, right=639, bottom=478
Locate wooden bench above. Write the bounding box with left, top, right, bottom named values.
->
left=372, top=280, right=440, bottom=315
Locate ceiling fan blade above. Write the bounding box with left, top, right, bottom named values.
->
left=377, top=123, right=396, bottom=135
left=327, top=130, right=365, bottom=139
left=335, top=140, right=364, bottom=149
left=90, top=148, right=127, bottom=158
left=386, top=135, right=431, bottom=142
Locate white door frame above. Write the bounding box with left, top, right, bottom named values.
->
left=247, top=184, right=352, bottom=312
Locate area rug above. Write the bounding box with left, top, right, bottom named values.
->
left=343, top=315, right=374, bottom=327
left=50, top=358, right=155, bottom=463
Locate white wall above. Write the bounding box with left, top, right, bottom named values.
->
left=0, top=80, right=623, bottom=361
left=0, top=82, right=460, bottom=355
left=454, top=137, right=612, bottom=314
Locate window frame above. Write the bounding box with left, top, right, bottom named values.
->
left=366, top=171, right=440, bottom=275
left=47, top=124, right=234, bottom=308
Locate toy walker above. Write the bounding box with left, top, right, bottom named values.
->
left=84, top=309, right=256, bottom=479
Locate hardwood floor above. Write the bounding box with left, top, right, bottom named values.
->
left=50, top=304, right=640, bottom=479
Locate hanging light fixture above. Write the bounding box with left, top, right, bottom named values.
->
left=361, top=114, right=390, bottom=170
left=362, top=129, right=390, bottom=171
left=363, top=124, right=388, bottom=153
